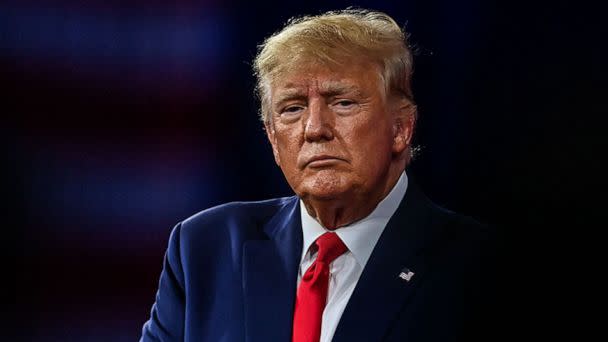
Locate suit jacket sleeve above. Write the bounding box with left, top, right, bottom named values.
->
left=141, top=223, right=186, bottom=342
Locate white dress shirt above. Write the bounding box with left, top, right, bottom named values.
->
left=297, top=171, right=408, bottom=342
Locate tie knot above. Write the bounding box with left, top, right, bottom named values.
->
left=314, top=232, right=347, bottom=264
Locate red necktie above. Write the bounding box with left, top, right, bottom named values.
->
left=292, top=232, right=348, bottom=342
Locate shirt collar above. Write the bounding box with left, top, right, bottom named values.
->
left=299, top=171, right=408, bottom=268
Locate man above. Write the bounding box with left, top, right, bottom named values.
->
left=141, top=9, right=502, bottom=342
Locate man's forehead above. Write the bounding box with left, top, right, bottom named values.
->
left=270, top=65, right=379, bottom=96
left=277, top=57, right=375, bottom=80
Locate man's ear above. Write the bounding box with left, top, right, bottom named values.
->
left=392, top=100, right=416, bottom=155
left=264, top=120, right=281, bottom=166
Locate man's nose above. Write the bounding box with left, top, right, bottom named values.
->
left=304, top=101, right=334, bottom=142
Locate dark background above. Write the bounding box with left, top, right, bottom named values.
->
left=4, top=0, right=599, bottom=340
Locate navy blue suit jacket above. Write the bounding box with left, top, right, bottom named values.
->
left=140, top=183, right=503, bottom=341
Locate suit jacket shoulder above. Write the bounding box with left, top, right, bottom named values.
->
left=180, top=196, right=297, bottom=237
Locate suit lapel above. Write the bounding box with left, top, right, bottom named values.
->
left=242, top=197, right=303, bottom=342
left=332, top=183, right=441, bottom=342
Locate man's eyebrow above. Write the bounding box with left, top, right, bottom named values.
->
left=272, top=88, right=308, bottom=107
left=272, top=82, right=365, bottom=108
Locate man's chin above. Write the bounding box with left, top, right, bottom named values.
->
left=302, top=191, right=345, bottom=202
left=297, top=175, right=353, bottom=201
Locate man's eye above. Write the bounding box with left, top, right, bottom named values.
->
left=336, top=100, right=355, bottom=107
left=282, top=106, right=304, bottom=114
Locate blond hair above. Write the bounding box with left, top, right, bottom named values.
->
left=253, top=8, right=416, bottom=125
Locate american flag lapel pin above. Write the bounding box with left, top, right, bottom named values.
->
left=398, top=267, right=415, bottom=282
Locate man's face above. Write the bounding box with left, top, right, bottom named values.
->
left=265, top=60, right=412, bottom=203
